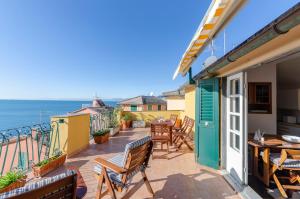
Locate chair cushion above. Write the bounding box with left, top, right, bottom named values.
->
left=270, top=153, right=300, bottom=168
left=122, top=136, right=151, bottom=167
left=0, top=170, right=76, bottom=199
left=94, top=153, right=124, bottom=187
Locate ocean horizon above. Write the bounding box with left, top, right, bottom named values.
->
left=0, top=99, right=117, bottom=130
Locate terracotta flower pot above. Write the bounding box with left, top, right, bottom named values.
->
left=126, top=120, right=131, bottom=128
left=0, top=175, right=27, bottom=194
left=93, top=133, right=109, bottom=144
left=121, top=120, right=131, bottom=129
left=32, top=154, right=67, bottom=177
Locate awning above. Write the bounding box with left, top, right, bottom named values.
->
left=173, top=0, right=247, bottom=80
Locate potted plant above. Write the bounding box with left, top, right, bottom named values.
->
left=121, top=113, right=132, bottom=129
left=109, top=108, right=121, bottom=136
left=0, top=170, right=27, bottom=194
left=92, top=129, right=110, bottom=144
left=32, top=149, right=67, bottom=177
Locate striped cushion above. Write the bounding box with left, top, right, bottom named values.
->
left=94, top=136, right=151, bottom=187
left=0, top=170, right=76, bottom=199
left=270, top=153, right=300, bottom=168
left=94, top=153, right=124, bottom=187
left=122, top=136, right=151, bottom=167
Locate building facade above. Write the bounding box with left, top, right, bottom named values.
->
left=119, top=96, right=167, bottom=112
left=174, top=2, right=300, bottom=198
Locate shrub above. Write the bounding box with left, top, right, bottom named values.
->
left=109, top=107, right=121, bottom=128
left=35, top=149, right=63, bottom=167
left=122, top=113, right=132, bottom=121
left=92, top=129, right=110, bottom=137
left=0, top=171, right=25, bottom=189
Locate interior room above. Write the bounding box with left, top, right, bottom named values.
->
left=247, top=53, right=300, bottom=198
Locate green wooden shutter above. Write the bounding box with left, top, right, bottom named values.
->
left=158, top=105, right=161, bottom=111
left=200, top=84, right=214, bottom=121
left=148, top=105, right=152, bottom=111
left=131, top=105, right=137, bottom=112
left=195, top=78, right=220, bottom=169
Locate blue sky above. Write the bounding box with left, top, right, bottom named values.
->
left=0, top=0, right=298, bottom=100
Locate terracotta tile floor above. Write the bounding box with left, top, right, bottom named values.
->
left=65, top=128, right=240, bottom=199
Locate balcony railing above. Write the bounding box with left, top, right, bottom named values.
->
left=90, top=111, right=113, bottom=135
left=0, top=122, right=61, bottom=175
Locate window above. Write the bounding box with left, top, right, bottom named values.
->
left=229, top=78, right=241, bottom=151
left=158, top=105, right=161, bottom=111
left=200, top=84, right=213, bottom=121
left=130, top=105, right=137, bottom=112
left=248, top=82, right=272, bottom=114
left=147, top=105, right=152, bottom=111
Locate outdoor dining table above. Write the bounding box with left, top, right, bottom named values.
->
left=248, top=135, right=300, bottom=186
left=151, top=120, right=174, bottom=145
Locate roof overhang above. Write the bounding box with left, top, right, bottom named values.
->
left=173, top=0, right=247, bottom=80
left=193, top=3, right=300, bottom=80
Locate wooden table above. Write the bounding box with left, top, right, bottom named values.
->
left=151, top=120, right=174, bottom=145
left=248, top=135, right=300, bottom=186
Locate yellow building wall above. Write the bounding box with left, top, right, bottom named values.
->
left=51, top=113, right=90, bottom=157
left=183, top=87, right=196, bottom=120
left=123, top=110, right=182, bottom=126
left=180, top=86, right=196, bottom=131
left=122, top=87, right=195, bottom=128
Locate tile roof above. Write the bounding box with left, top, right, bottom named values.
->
left=119, top=96, right=166, bottom=105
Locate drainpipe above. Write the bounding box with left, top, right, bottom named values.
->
left=188, top=68, right=196, bottom=84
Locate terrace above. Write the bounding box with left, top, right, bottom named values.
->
left=64, top=128, right=239, bottom=199
left=0, top=113, right=239, bottom=198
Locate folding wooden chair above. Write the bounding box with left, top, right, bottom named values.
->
left=150, top=123, right=170, bottom=159
left=173, top=118, right=194, bottom=150
left=94, top=136, right=154, bottom=199
left=173, top=116, right=189, bottom=144
left=173, top=116, right=188, bottom=134
left=169, top=114, right=178, bottom=125
left=269, top=149, right=300, bottom=198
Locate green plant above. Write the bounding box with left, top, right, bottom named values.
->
left=35, top=149, right=63, bottom=167
left=0, top=171, right=25, bottom=189
left=109, top=108, right=121, bottom=128
left=122, top=113, right=132, bottom=121
left=92, top=129, right=110, bottom=137
left=35, top=159, right=50, bottom=167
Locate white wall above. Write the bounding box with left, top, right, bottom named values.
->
left=166, top=99, right=185, bottom=111
left=278, top=89, right=300, bottom=110
left=247, top=63, right=277, bottom=135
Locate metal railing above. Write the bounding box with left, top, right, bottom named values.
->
left=90, top=111, right=113, bottom=135
left=0, top=122, right=61, bottom=175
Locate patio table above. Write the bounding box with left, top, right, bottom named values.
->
left=151, top=120, right=174, bottom=145
left=248, top=135, right=300, bottom=186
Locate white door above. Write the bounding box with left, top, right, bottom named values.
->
left=226, top=72, right=247, bottom=184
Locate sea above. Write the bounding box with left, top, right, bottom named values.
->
left=0, top=100, right=117, bottom=130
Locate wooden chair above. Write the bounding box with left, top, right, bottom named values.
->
left=150, top=124, right=170, bottom=159
left=269, top=149, right=300, bottom=198
left=94, top=136, right=154, bottom=199
left=0, top=170, right=77, bottom=199
left=169, top=114, right=178, bottom=125
left=173, top=116, right=188, bottom=135
left=173, top=116, right=189, bottom=144
left=173, top=118, right=194, bottom=150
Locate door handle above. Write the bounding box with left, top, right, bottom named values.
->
left=205, top=121, right=209, bottom=127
